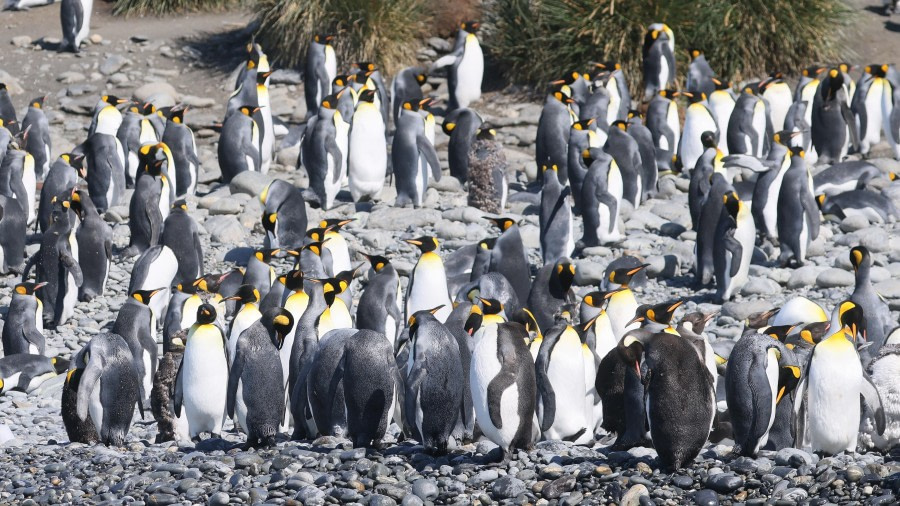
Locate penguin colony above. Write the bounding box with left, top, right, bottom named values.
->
left=0, top=7, right=899, bottom=481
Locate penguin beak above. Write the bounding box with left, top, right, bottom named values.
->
left=626, top=315, right=644, bottom=327
left=34, top=282, right=47, bottom=290
left=634, top=361, right=641, bottom=378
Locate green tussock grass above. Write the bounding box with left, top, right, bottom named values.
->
left=486, top=0, right=853, bottom=93
left=113, top=0, right=242, bottom=16
left=254, top=0, right=429, bottom=75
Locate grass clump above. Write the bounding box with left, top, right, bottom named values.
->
left=486, top=0, right=853, bottom=90
left=254, top=0, right=429, bottom=75
left=113, top=0, right=241, bottom=16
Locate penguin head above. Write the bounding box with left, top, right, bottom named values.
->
left=167, top=105, right=187, bottom=124
left=581, top=291, right=609, bottom=310
left=69, top=191, right=87, bottom=220
left=335, top=266, right=362, bottom=292
left=226, top=284, right=260, bottom=305
left=796, top=322, right=830, bottom=346
left=172, top=199, right=189, bottom=212
left=710, top=78, right=731, bottom=91
left=477, top=298, right=504, bottom=316
left=464, top=304, right=483, bottom=335
left=700, top=131, right=717, bottom=150
left=0, top=378, right=4, bottom=395
left=521, top=308, right=543, bottom=339
left=801, top=65, right=825, bottom=79
left=776, top=364, right=802, bottom=404
left=849, top=246, right=871, bottom=273
left=321, top=279, right=340, bottom=305
left=358, top=89, right=377, bottom=103
left=257, top=71, right=273, bottom=85
left=101, top=95, right=128, bottom=107
left=306, top=227, right=329, bottom=243
left=553, top=260, right=576, bottom=287
left=402, top=99, right=421, bottom=112
left=320, top=93, right=340, bottom=111
left=723, top=191, right=741, bottom=220
left=486, top=216, right=516, bottom=231
left=659, top=89, right=679, bottom=100
left=415, top=71, right=428, bottom=85
left=617, top=329, right=651, bottom=376
left=763, top=325, right=796, bottom=342
left=264, top=309, right=294, bottom=350
left=679, top=311, right=717, bottom=335
left=608, top=263, right=648, bottom=287
left=405, top=236, right=439, bottom=253
left=30, top=96, right=45, bottom=109
left=131, top=288, right=162, bottom=305
left=332, top=75, right=351, bottom=89
left=551, top=84, right=574, bottom=104
left=610, top=120, right=628, bottom=132
left=262, top=212, right=278, bottom=233
left=313, top=33, right=335, bottom=45
left=192, top=274, right=224, bottom=294
left=239, top=105, right=260, bottom=117
left=283, top=269, right=305, bottom=291
left=353, top=62, right=378, bottom=73
left=138, top=143, right=165, bottom=176
left=688, top=48, right=703, bottom=61
left=868, top=63, right=890, bottom=78
left=476, top=126, right=497, bottom=141
left=681, top=91, right=706, bottom=104
left=175, top=281, right=199, bottom=295
left=460, top=20, right=480, bottom=33
left=788, top=146, right=805, bottom=160
left=196, top=303, right=218, bottom=325
left=745, top=308, right=778, bottom=329
left=254, top=248, right=280, bottom=263
left=14, top=282, right=46, bottom=297
left=362, top=253, right=390, bottom=272
left=51, top=357, right=70, bottom=375
left=321, top=217, right=354, bottom=232
left=836, top=300, right=866, bottom=342
left=823, top=69, right=845, bottom=99
left=442, top=117, right=457, bottom=135
left=628, top=300, right=683, bottom=327
left=408, top=307, right=444, bottom=337
left=302, top=241, right=325, bottom=258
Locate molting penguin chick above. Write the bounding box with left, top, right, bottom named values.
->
left=468, top=126, right=507, bottom=213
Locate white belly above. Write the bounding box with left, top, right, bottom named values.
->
left=75, top=0, right=92, bottom=46
left=182, top=332, right=228, bottom=437
left=681, top=106, right=718, bottom=171
left=751, top=101, right=767, bottom=157
left=756, top=348, right=780, bottom=453
left=709, top=92, right=735, bottom=153
left=542, top=337, right=588, bottom=441
left=89, top=380, right=103, bottom=436
left=348, top=111, right=387, bottom=201
left=666, top=103, right=680, bottom=149
left=606, top=78, right=620, bottom=125
left=142, top=350, right=153, bottom=400
left=470, top=324, right=521, bottom=449
left=455, top=44, right=484, bottom=108
left=862, top=79, right=885, bottom=152
left=228, top=306, right=262, bottom=366
left=808, top=346, right=862, bottom=454
left=406, top=257, right=451, bottom=322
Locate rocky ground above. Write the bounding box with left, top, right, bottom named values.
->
left=0, top=2, right=900, bottom=505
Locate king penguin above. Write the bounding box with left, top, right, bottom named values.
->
left=60, top=0, right=92, bottom=53
left=1, top=282, right=46, bottom=355
left=218, top=105, right=260, bottom=183
left=304, top=34, right=337, bottom=118
left=679, top=91, right=719, bottom=172
left=356, top=254, right=402, bottom=349
left=70, top=190, right=111, bottom=302
left=21, top=96, right=50, bottom=180
left=776, top=147, right=819, bottom=267
left=112, top=288, right=162, bottom=402
left=393, top=99, right=441, bottom=208
left=539, top=164, right=574, bottom=265
left=713, top=191, right=756, bottom=302
left=526, top=258, right=576, bottom=333
left=434, top=21, right=483, bottom=111
left=404, top=236, right=452, bottom=323
left=175, top=304, right=229, bottom=440
left=348, top=89, right=387, bottom=202
left=642, top=23, right=676, bottom=101
left=161, top=200, right=203, bottom=286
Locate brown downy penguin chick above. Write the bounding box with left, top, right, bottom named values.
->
left=151, top=330, right=188, bottom=444
left=467, top=125, right=507, bottom=213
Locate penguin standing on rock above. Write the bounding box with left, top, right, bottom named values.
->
left=849, top=246, right=893, bottom=351
left=619, top=329, right=715, bottom=470
left=405, top=236, right=452, bottom=323
left=30, top=199, right=82, bottom=328
left=526, top=259, right=576, bottom=333
left=645, top=89, right=680, bottom=172
left=161, top=200, right=203, bottom=286
left=0, top=194, right=26, bottom=274
left=393, top=99, right=441, bottom=208
left=301, top=93, right=349, bottom=210
left=260, top=179, right=308, bottom=250
left=228, top=309, right=292, bottom=448
left=71, top=189, right=111, bottom=302
left=776, top=148, right=819, bottom=267
left=405, top=309, right=464, bottom=453
left=343, top=329, right=403, bottom=448
left=642, top=23, right=676, bottom=101
left=304, top=34, right=337, bottom=118
left=162, top=106, right=201, bottom=197
left=126, top=154, right=167, bottom=256
left=714, top=191, right=756, bottom=302
left=443, top=108, right=482, bottom=183
left=812, top=69, right=859, bottom=164
left=60, top=0, right=92, bottom=53
left=579, top=148, right=623, bottom=248
left=39, top=153, right=83, bottom=233
left=348, top=89, right=387, bottom=202
left=62, top=365, right=99, bottom=444
left=151, top=335, right=188, bottom=444
left=175, top=304, right=229, bottom=440
left=22, top=96, right=50, bottom=179
left=678, top=91, right=719, bottom=172
left=539, top=165, right=574, bottom=266
left=112, top=289, right=162, bottom=402
left=536, top=85, right=575, bottom=184
left=486, top=217, right=531, bottom=305
left=84, top=105, right=126, bottom=213
left=2, top=282, right=46, bottom=355
left=605, top=121, right=643, bottom=207
left=69, top=332, right=142, bottom=446
left=434, top=21, right=483, bottom=111
left=725, top=332, right=800, bottom=456
left=535, top=319, right=592, bottom=443
left=356, top=254, right=402, bottom=349
left=468, top=318, right=538, bottom=459
left=467, top=127, right=507, bottom=213
left=219, top=105, right=260, bottom=182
